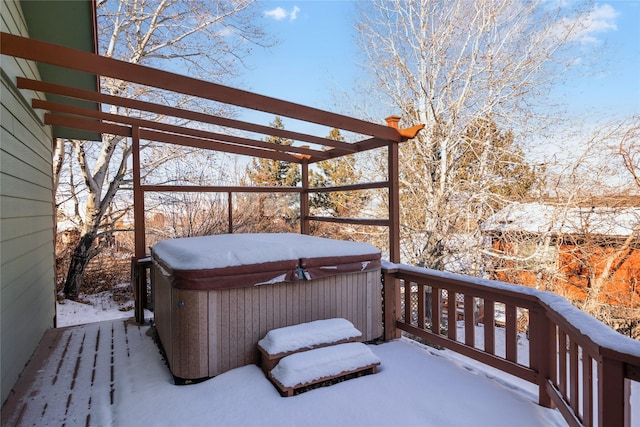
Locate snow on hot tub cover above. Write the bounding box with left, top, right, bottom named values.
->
left=151, top=233, right=381, bottom=290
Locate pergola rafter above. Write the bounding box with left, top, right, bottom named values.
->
left=0, top=31, right=424, bottom=278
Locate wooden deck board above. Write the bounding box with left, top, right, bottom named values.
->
left=1, top=319, right=143, bottom=427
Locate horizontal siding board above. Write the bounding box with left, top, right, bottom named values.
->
left=0, top=128, right=52, bottom=176
left=0, top=150, right=52, bottom=190
left=1, top=282, right=54, bottom=401
left=0, top=236, right=53, bottom=294
left=0, top=215, right=53, bottom=242
left=1, top=102, right=51, bottom=160
left=1, top=0, right=29, bottom=37
left=0, top=172, right=52, bottom=201
left=0, top=195, right=52, bottom=219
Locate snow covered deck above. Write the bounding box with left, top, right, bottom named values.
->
left=1, top=318, right=565, bottom=426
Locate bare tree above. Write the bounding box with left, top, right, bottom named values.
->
left=354, top=0, right=603, bottom=272
left=58, top=0, right=273, bottom=298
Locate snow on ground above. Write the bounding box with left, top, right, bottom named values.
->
left=52, top=293, right=639, bottom=427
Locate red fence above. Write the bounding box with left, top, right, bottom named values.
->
left=382, top=262, right=640, bottom=427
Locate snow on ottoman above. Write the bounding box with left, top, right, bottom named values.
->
left=268, top=342, right=381, bottom=397
left=257, top=318, right=363, bottom=373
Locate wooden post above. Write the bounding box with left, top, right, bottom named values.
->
left=132, top=125, right=146, bottom=324
left=132, top=125, right=145, bottom=259
left=301, top=159, right=310, bottom=235
left=598, top=356, right=626, bottom=427
left=228, top=191, right=233, bottom=233
left=383, top=271, right=401, bottom=340
left=530, top=310, right=552, bottom=408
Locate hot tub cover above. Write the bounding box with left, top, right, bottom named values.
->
left=152, top=233, right=381, bottom=290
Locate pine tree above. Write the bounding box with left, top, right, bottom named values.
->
left=245, top=117, right=300, bottom=231
left=246, top=116, right=300, bottom=187
left=310, top=128, right=368, bottom=217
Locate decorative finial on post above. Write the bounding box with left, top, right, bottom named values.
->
left=385, top=115, right=401, bottom=129
left=385, top=115, right=425, bottom=141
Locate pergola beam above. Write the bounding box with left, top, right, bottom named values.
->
left=44, top=114, right=302, bottom=162
left=34, top=99, right=330, bottom=161
left=1, top=32, right=402, bottom=141
left=17, top=77, right=358, bottom=154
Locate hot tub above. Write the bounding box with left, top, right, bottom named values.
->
left=151, top=233, right=383, bottom=382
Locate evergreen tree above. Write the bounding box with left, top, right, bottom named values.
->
left=310, top=128, right=368, bottom=217
left=246, top=116, right=300, bottom=187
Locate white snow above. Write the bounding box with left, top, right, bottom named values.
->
left=482, top=202, right=640, bottom=236
left=384, top=260, right=640, bottom=357
left=56, top=290, right=150, bottom=327
left=258, top=318, right=362, bottom=355
left=151, top=233, right=379, bottom=270
left=270, top=342, right=380, bottom=388
left=40, top=297, right=638, bottom=427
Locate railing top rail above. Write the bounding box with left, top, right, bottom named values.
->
left=382, top=261, right=640, bottom=364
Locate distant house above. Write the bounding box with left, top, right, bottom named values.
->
left=482, top=201, right=640, bottom=308
left=0, top=0, right=99, bottom=403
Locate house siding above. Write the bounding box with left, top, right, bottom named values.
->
left=1, top=1, right=56, bottom=404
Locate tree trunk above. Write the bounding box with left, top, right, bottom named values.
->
left=63, top=232, right=96, bottom=299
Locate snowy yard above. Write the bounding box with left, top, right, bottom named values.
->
left=0, top=297, right=575, bottom=426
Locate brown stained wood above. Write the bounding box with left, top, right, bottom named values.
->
left=464, top=295, right=474, bottom=347
left=306, top=216, right=389, bottom=226
left=34, top=99, right=331, bottom=160
left=388, top=141, right=400, bottom=263
left=141, top=185, right=301, bottom=194
left=2, top=33, right=401, bottom=141
left=559, top=331, right=567, bottom=397
left=417, top=283, right=425, bottom=329
left=582, top=355, right=593, bottom=426
left=505, top=304, right=517, bottom=363
left=484, top=300, right=495, bottom=355
left=307, top=181, right=389, bottom=193
left=569, top=341, right=579, bottom=414
left=268, top=364, right=379, bottom=398
left=18, top=77, right=359, bottom=153
left=383, top=272, right=400, bottom=340
left=403, top=281, right=412, bottom=326
left=545, top=381, right=583, bottom=427
left=598, top=357, right=626, bottom=427
left=258, top=335, right=361, bottom=374
left=431, top=286, right=441, bottom=335
left=447, top=292, right=457, bottom=340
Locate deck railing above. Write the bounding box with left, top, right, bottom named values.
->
left=382, top=262, right=640, bottom=427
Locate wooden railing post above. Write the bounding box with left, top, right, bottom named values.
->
left=301, top=160, right=310, bottom=235
left=228, top=191, right=233, bottom=233
left=598, top=355, right=626, bottom=427
left=383, top=271, right=401, bottom=340
left=530, top=309, right=552, bottom=407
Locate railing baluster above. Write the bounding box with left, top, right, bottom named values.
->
left=559, top=330, right=567, bottom=398
left=464, top=294, right=474, bottom=347
left=569, top=340, right=579, bottom=415
left=506, top=304, right=517, bottom=362
left=404, top=280, right=412, bottom=325
left=582, top=354, right=593, bottom=427
left=448, top=291, right=457, bottom=340
left=431, top=286, right=440, bottom=334
left=417, top=283, right=425, bottom=329
left=484, top=299, right=495, bottom=355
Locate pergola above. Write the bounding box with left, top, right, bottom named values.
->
left=1, top=31, right=423, bottom=320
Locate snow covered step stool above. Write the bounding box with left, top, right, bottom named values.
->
left=257, top=318, right=363, bottom=374
left=267, top=342, right=381, bottom=397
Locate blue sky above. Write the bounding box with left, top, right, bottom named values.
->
left=239, top=1, right=639, bottom=131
